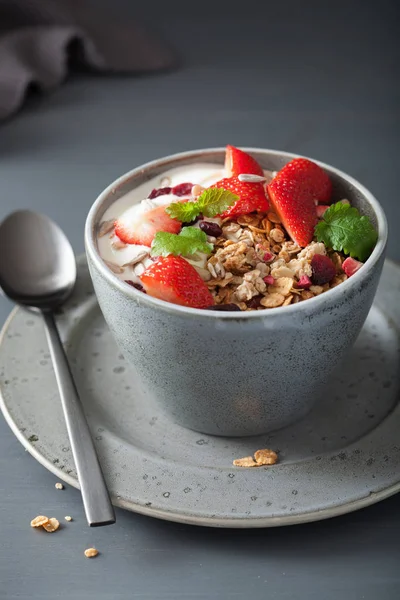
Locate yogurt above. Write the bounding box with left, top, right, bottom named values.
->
left=97, top=163, right=224, bottom=283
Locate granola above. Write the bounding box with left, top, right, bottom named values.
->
left=30, top=515, right=49, bottom=528
left=42, top=517, right=60, bottom=533
left=206, top=212, right=348, bottom=311
left=233, top=448, right=279, bottom=467
left=84, top=548, right=99, bottom=558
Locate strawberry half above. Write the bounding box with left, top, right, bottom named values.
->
left=211, top=176, right=269, bottom=218
left=225, top=145, right=264, bottom=177
left=114, top=205, right=181, bottom=246
left=267, top=158, right=332, bottom=247
left=140, top=256, right=215, bottom=308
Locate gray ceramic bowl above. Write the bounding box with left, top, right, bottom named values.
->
left=85, top=148, right=387, bottom=437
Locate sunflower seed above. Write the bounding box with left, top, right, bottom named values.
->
left=103, top=259, right=124, bottom=274
left=98, top=219, right=115, bottom=237
left=238, top=174, right=267, bottom=183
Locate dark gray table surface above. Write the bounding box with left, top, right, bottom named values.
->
left=1, top=1, right=399, bottom=598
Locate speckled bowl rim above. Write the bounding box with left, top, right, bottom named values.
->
left=85, top=147, right=388, bottom=319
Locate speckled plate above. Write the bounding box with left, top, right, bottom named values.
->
left=1, top=256, right=399, bottom=528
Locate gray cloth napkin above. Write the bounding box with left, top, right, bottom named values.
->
left=0, top=0, right=176, bottom=121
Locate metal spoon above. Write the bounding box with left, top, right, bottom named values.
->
left=0, top=210, right=115, bottom=527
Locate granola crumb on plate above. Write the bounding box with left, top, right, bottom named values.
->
left=84, top=548, right=99, bottom=558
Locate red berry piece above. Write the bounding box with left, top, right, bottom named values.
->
left=148, top=187, right=172, bottom=199
left=311, top=254, right=336, bottom=285
left=342, top=257, right=364, bottom=277
left=296, top=275, right=312, bottom=289
left=172, top=183, right=194, bottom=197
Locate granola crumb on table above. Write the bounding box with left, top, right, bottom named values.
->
left=30, top=515, right=60, bottom=532
left=30, top=515, right=49, bottom=528
left=42, top=517, right=60, bottom=532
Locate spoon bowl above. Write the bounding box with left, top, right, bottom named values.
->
left=0, top=211, right=76, bottom=309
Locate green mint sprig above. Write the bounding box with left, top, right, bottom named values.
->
left=151, top=226, right=213, bottom=258
left=166, top=188, right=238, bottom=222
left=314, top=202, right=378, bottom=262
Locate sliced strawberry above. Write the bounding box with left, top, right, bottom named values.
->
left=311, top=254, right=336, bottom=285
left=267, top=158, right=332, bottom=246
left=114, top=205, right=181, bottom=246
left=225, top=145, right=264, bottom=177
left=342, top=257, right=364, bottom=277
left=140, top=256, right=214, bottom=308
left=211, top=176, right=269, bottom=218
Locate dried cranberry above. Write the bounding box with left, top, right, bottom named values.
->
left=172, top=182, right=193, bottom=196
left=311, top=255, right=336, bottom=285
left=125, top=280, right=145, bottom=292
left=199, top=221, right=223, bottom=237
left=247, top=295, right=263, bottom=309
left=204, top=304, right=242, bottom=311
left=148, top=187, right=172, bottom=199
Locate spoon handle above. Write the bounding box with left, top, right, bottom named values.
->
left=42, top=311, right=115, bottom=527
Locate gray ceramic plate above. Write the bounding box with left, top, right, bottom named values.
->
left=1, top=256, right=399, bottom=528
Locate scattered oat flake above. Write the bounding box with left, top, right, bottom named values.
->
left=64, top=516, right=73, bottom=522
left=233, top=456, right=258, bottom=467
left=282, top=295, right=294, bottom=306
left=260, top=292, right=285, bottom=308
left=233, top=448, right=279, bottom=468
left=270, top=276, right=294, bottom=296
left=30, top=515, right=49, bottom=528
left=84, top=548, right=99, bottom=558
left=103, top=259, right=124, bottom=274
left=254, top=449, right=279, bottom=465
left=55, top=482, right=64, bottom=490
left=43, top=517, right=60, bottom=532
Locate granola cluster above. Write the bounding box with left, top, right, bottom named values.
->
left=233, top=448, right=279, bottom=467
left=203, top=211, right=348, bottom=310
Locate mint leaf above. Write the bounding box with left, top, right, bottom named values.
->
left=165, top=188, right=238, bottom=222
left=315, top=202, right=378, bottom=261
left=197, top=188, right=239, bottom=218
left=151, top=227, right=213, bottom=257
left=165, top=200, right=199, bottom=222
